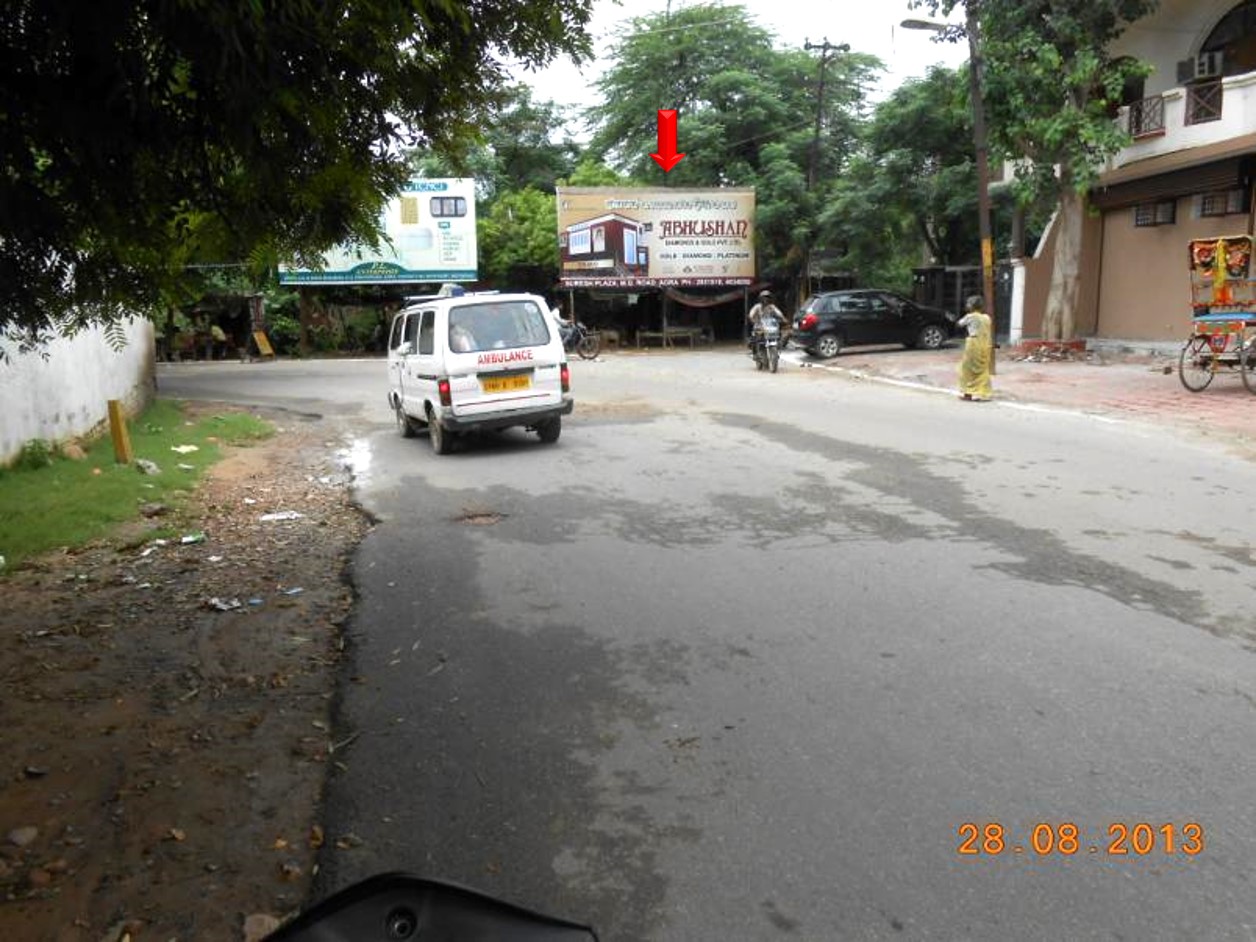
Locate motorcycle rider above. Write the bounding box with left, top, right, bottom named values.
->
left=550, top=304, right=576, bottom=348
left=747, top=290, right=786, bottom=360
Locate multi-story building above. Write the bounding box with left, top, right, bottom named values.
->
left=1013, top=0, right=1255, bottom=346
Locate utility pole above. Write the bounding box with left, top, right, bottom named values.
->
left=803, top=39, right=848, bottom=192
left=803, top=39, right=849, bottom=302
left=902, top=3, right=997, bottom=371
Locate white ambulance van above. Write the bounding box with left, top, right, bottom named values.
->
left=386, top=292, right=573, bottom=454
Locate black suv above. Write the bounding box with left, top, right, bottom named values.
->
left=792, top=289, right=959, bottom=359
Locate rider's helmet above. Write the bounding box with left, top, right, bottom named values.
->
left=760, top=290, right=773, bottom=300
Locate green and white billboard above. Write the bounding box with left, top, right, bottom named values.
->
left=279, top=178, right=477, bottom=285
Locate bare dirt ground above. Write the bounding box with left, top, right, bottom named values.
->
left=0, top=406, right=371, bottom=941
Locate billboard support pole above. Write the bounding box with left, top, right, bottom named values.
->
left=662, top=290, right=670, bottom=348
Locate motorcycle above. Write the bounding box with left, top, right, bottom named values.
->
left=558, top=318, right=601, bottom=360
left=266, top=872, right=599, bottom=941
left=751, top=317, right=781, bottom=373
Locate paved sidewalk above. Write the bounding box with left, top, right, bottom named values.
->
left=792, top=343, right=1256, bottom=454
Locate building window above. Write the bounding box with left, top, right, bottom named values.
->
left=1198, top=1, right=1256, bottom=80
left=568, top=229, right=591, bottom=255
left=429, top=197, right=467, bottom=217
left=1134, top=200, right=1176, bottom=227
left=1199, top=189, right=1248, bottom=217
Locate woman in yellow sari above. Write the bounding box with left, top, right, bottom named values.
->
left=957, top=294, right=993, bottom=401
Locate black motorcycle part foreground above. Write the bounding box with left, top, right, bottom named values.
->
left=266, top=873, right=599, bottom=941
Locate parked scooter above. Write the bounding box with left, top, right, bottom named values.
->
left=751, top=317, right=781, bottom=373
left=265, top=873, right=599, bottom=941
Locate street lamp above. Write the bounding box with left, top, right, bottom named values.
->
left=902, top=7, right=997, bottom=371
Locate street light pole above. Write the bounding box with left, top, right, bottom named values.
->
left=964, top=2, right=997, bottom=372
left=902, top=5, right=997, bottom=372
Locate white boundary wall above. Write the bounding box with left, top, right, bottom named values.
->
left=1, top=318, right=156, bottom=464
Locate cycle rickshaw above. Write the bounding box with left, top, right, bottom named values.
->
left=1179, top=233, right=1256, bottom=393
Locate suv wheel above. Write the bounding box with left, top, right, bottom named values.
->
left=813, top=332, right=842, bottom=359
left=917, top=324, right=947, bottom=350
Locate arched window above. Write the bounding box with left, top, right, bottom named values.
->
left=1202, top=0, right=1256, bottom=77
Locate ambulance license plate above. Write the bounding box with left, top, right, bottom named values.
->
left=481, top=374, right=531, bottom=393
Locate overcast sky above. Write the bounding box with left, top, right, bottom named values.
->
left=513, top=0, right=969, bottom=134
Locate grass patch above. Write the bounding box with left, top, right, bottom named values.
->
left=0, top=400, right=272, bottom=571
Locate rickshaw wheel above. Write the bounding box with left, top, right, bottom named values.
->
left=1242, top=343, right=1256, bottom=395
left=1178, top=336, right=1215, bottom=392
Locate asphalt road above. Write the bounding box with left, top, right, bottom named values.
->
left=159, top=351, right=1256, bottom=941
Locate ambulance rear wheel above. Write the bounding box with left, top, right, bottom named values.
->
left=537, top=417, right=562, bottom=444
left=427, top=407, right=454, bottom=455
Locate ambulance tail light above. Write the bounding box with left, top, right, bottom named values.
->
left=438, top=378, right=452, bottom=407
left=560, top=363, right=570, bottom=393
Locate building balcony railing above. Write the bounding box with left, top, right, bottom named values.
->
left=989, top=71, right=1255, bottom=189
left=1126, top=94, right=1165, bottom=137
left=1107, top=70, right=1256, bottom=174
left=1185, top=80, right=1223, bottom=125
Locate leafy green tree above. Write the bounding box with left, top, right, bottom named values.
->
left=477, top=187, right=561, bottom=288
left=0, top=0, right=592, bottom=351
left=483, top=87, right=582, bottom=195
left=912, top=0, right=1157, bottom=338
left=560, top=159, right=630, bottom=188
left=584, top=3, right=878, bottom=287
left=866, top=66, right=980, bottom=267
left=818, top=155, right=918, bottom=292
left=811, top=65, right=982, bottom=294
left=411, top=84, right=582, bottom=200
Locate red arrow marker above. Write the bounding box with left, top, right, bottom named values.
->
left=650, top=109, right=686, bottom=173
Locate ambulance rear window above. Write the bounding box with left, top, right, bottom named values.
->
left=447, top=301, right=552, bottom=353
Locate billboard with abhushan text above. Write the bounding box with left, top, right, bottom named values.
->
left=556, top=187, right=755, bottom=288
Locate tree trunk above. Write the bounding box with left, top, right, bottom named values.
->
left=1042, top=184, right=1084, bottom=341
left=916, top=216, right=941, bottom=264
